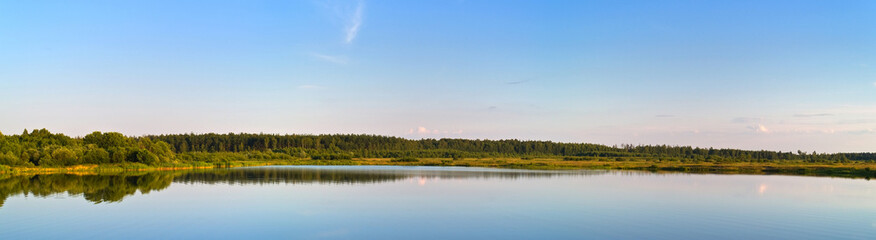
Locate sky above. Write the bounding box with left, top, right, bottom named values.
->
left=1, top=0, right=874, bottom=153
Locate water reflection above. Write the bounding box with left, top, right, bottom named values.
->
left=2, top=166, right=874, bottom=239
left=0, top=166, right=604, bottom=206
left=0, top=173, right=175, bottom=206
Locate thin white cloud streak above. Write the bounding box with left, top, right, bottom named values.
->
left=297, top=85, right=324, bottom=89
left=344, top=1, right=363, bottom=44
left=311, top=53, right=348, bottom=64
left=793, top=113, right=833, bottom=118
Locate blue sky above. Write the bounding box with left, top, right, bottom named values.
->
left=1, top=0, right=874, bottom=152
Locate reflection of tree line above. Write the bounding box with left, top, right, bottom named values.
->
left=0, top=167, right=605, bottom=206
left=172, top=167, right=606, bottom=185
left=0, top=172, right=176, bottom=207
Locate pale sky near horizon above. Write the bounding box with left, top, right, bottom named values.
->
left=1, top=0, right=875, bottom=153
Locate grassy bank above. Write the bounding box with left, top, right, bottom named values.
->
left=3, top=157, right=875, bottom=179
left=346, top=157, right=876, bottom=179
left=0, top=161, right=262, bottom=174
left=0, top=157, right=369, bottom=174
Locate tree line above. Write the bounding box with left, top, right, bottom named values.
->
left=0, top=129, right=175, bottom=167
left=0, top=128, right=874, bottom=167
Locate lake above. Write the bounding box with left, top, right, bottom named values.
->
left=0, top=166, right=874, bottom=239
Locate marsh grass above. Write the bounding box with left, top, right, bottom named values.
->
left=3, top=157, right=875, bottom=179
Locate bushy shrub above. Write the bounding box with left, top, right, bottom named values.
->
left=83, top=148, right=110, bottom=164
left=127, top=149, right=161, bottom=165
left=312, top=154, right=353, bottom=160
left=53, top=147, right=80, bottom=165
left=390, top=157, right=419, bottom=163
left=0, top=151, right=31, bottom=167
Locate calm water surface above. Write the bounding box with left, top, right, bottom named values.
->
left=0, top=166, right=874, bottom=239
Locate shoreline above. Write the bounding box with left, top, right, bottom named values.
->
left=2, top=158, right=874, bottom=179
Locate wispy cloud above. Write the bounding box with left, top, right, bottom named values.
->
left=311, top=53, right=348, bottom=64
left=344, top=1, right=364, bottom=44
left=732, top=117, right=771, bottom=133
left=732, top=117, right=764, bottom=124
left=872, top=81, right=876, bottom=87
left=793, top=113, right=833, bottom=118
left=297, top=85, right=324, bottom=90
left=417, top=126, right=438, bottom=134
left=314, top=229, right=349, bottom=238
left=749, top=124, right=770, bottom=133
left=314, top=0, right=364, bottom=44
left=845, top=128, right=875, bottom=135
left=836, top=118, right=876, bottom=125
left=505, top=80, right=528, bottom=85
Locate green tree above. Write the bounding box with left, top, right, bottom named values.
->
left=23, top=149, right=40, bottom=165
left=151, top=141, right=175, bottom=163
left=0, top=151, right=29, bottom=166
left=128, top=149, right=160, bottom=165
left=52, top=147, right=79, bottom=165
left=83, top=148, right=110, bottom=164
left=38, top=154, right=57, bottom=166
left=109, top=147, right=128, bottom=163
left=84, top=131, right=129, bottom=149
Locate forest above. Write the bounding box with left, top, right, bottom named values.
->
left=0, top=128, right=874, bottom=168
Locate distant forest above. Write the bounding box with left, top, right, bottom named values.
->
left=0, top=128, right=874, bottom=167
